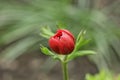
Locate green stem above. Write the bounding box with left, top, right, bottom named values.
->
left=62, top=56, right=69, bottom=80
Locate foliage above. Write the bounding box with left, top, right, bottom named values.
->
left=86, top=70, right=120, bottom=80
left=0, top=0, right=120, bottom=73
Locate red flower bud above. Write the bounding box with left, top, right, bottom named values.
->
left=49, top=29, right=75, bottom=55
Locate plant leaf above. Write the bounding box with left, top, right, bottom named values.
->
left=40, top=45, right=54, bottom=56
left=76, top=30, right=86, bottom=42
left=40, top=45, right=66, bottom=61
left=40, top=26, right=54, bottom=39
left=67, top=50, right=96, bottom=62
left=75, top=39, right=90, bottom=51
left=75, top=30, right=90, bottom=51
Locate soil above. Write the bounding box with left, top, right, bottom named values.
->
left=0, top=51, right=98, bottom=80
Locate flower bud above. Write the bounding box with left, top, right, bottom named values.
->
left=49, top=29, right=75, bottom=55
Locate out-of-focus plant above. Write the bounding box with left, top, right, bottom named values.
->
left=86, top=70, right=120, bottom=80
left=0, top=0, right=120, bottom=74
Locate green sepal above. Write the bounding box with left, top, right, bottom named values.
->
left=40, top=45, right=66, bottom=61
left=40, top=45, right=54, bottom=56
left=67, top=50, right=96, bottom=62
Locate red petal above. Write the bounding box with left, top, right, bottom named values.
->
left=58, top=29, right=75, bottom=42
left=49, top=37, right=60, bottom=53
left=49, top=29, right=75, bottom=55
left=59, top=32, right=75, bottom=54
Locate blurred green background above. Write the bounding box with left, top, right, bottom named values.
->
left=0, top=0, right=120, bottom=80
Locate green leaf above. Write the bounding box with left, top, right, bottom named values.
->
left=86, top=74, right=95, bottom=80
left=76, top=30, right=86, bottom=42
left=40, top=45, right=54, bottom=56
left=75, top=30, right=90, bottom=51
left=85, top=70, right=113, bottom=80
left=75, top=39, right=90, bottom=51
left=40, top=45, right=66, bottom=61
left=40, top=26, right=54, bottom=39
left=67, top=50, right=96, bottom=62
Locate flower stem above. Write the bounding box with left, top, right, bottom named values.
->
left=62, top=56, right=69, bottom=80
